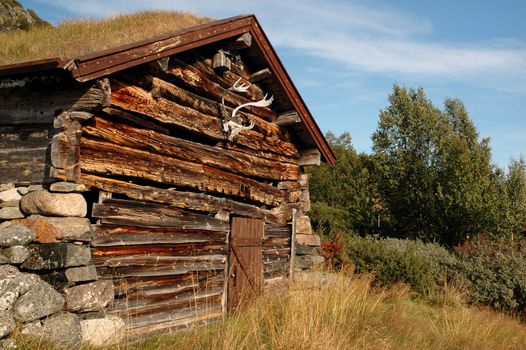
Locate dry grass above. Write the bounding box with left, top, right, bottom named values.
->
left=0, top=11, right=213, bottom=66
left=13, top=270, right=526, bottom=350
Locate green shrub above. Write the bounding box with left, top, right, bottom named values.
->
left=346, top=236, right=459, bottom=295
left=456, top=238, right=526, bottom=313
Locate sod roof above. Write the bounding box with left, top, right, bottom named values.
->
left=0, top=11, right=212, bottom=66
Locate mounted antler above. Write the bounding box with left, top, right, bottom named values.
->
left=231, top=94, right=274, bottom=119
left=220, top=80, right=274, bottom=141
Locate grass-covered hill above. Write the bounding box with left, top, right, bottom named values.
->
left=0, top=0, right=49, bottom=33
left=0, top=10, right=212, bottom=66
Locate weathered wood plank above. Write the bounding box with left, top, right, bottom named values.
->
left=275, top=111, right=301, bottom=126
left=97, top=264, right=225, bottom=278
left=0, top=79, right=110, bottom=125
left=136, top=72, right=283, bottom=140
left=217, top=141, right=297, bottom=164
left=110, top=78, right=297, bottom=157
left=83, top=116, right=300, bottom=181
left=81, top=138, right=287, bottom=206
left=92, top=243, right=227, bottom=258
left=92, top=198, right=230, bottom=231
left=166, top=58, right=276, bottom=121
left=249, top=68, right=272, bottom=83
left=227, top=32, right=252, bottom=50
left=0, top=124, right=57, bottom=184
left=73, top=173, right=284, bottom=223
left=94, top=254, right=226, bottom=268
left=89, top=225, right=227, bottom=247
left=102, top=107, right=170, bottom=134
left=298, top=148, right=321, bottom=166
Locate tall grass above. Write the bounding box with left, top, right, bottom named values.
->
left=121, top=270, right=526, bottom=350
left=13, top=269, right=526, bottom=349
left=0, top=11, right=212, bottom=65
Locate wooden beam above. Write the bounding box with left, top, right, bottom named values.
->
left=227, top=33, right=252, bottom=50
left=83, top=116, right=300, bottom=181
left=126, top=73, right=286, bottom=140
left=80, top=138, right=287, bottom=206
left=109, top=78, right=298, bottom=157
left=0, top=78, right=110, bottom=125
left=275, top=111, right=301, bottom=127
left=71, top=173, right=283, bottom=223
left=249, top=68, right=272, bottom=83
left=92, top=198, right=230, bottom=231
left=298, top=148, right=321, bottom=166
left=165, top=59, right=276, bottom=121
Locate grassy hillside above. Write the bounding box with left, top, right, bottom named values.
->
left=15, top=270, right=526, bottom=350
left=0, top=11, right=212, bottom=66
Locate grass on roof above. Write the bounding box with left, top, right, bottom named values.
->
left=0, top=11, right=213, bottom=66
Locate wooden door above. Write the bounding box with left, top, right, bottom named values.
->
left=228, top=217, right=263, bottom=312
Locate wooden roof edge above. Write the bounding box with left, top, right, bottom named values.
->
left=247, top=17, right=335, bottom=165
left=0, top=14, right=335, bottom=165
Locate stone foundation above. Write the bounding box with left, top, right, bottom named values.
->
left=0, top=183, right=119, bottom=349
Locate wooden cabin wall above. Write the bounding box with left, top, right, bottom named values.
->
left=69, top=49, right=312, bottom=337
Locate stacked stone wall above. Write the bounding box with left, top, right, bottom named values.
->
left=0, top=182, right=123, bottom=348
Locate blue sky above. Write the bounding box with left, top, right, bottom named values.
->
left=20, top=0, right=526, bottom=167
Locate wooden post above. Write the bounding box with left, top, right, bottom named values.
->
left=275, top=111, right=301, bottom=126
left=249, top=68, right=272, bottom=83
left=289, top=208, right=297, bottom=281
left=227, top=33, right=252, bottom=50
left=298, top=149, right=321, bottom=166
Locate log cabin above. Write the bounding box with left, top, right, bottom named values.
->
left=0, top=14, right=335, bottom=340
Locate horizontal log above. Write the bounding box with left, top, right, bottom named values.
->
left=102, top=107, right=170, bottom=134
left=249, top=68, right=272, bottom=83
left=92, top=243, right=227, bottom=258
left=190, top=59, right=264, bottom=101
left=275, top=111, right=301, bottom=126
left=0, top=79, right=110, bottom=125
left=298, top=148, right=321, bottom=166
left=140, top=72, right=284, bottom=140
left=110, top=78, right=297, bottom=157
left=93, top=254, right=226, bottom=268
left=227, top=32, right=252, bottom=50
left=83, top=116, right=300, bottom=181
left=217, top=141, right=297, bottom=164
left=73, top=173, right=283, bottom=223
left=125, top=309, right=222, bottom=340
left=0, top=124, right=57, bottom=184
left=97, top=263, right=225, bottom=278
left=123, top=297, right=222, bottom=330
left=89, top=225, right=227, bottom=247
left=113, top=283, right=224, bottom=311
left=81, top=138, right=286, bottom=206
left=166, top=59, right=276, bottom=121
left=92, top=198, right=230, bottom=231
left=111, top=271, right=223, bottom=295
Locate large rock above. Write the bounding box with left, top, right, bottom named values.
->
left=21, top=243, right=91, bottom=270
left=22, top=313, right=81, bottom=349
left=295, top=234, right=320, bottom=246
left=0, top=189, right=21, bottom=203
left=64, top=280, right=114, bottom=312
left=294, top=255, right=325, bottom=270
left=20, top=190, right=87, bottom=217
left=0, top=268, right=40, bottom=311
left=295, top=215, right=312, bottom=235
left=0, top=246, right=29, bottom=264
left=13, top=279, right=64, bottom=322
left=81, top=316, right=125, bottom=346
left=0, top=207, right=24, bottom=220
left=0, top=311, right=15, bottom=338
left=65, top=265, right=98, bottom=283
left=16, top=215, right=91, bottom=243
left=0, top=224, right=34, bottom=247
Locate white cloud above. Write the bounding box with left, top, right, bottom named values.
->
left=28, top=0, right=526, bottom=91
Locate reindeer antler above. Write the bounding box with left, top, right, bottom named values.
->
left=231, top=94, right=274, bottom=119
left=231, top=78, right=249, bottom=93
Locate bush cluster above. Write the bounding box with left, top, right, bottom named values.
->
left=338, top=235, right=526, bottom=315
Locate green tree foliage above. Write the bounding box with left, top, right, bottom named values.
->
left=505, top=158, right=526, bottom=236
left=371, top=85, right=499, bottom=245
left=307, top=132, right=385, bottom=237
